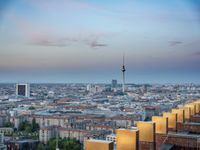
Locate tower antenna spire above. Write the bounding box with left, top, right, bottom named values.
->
left=122, top=53, right=126, bottom=93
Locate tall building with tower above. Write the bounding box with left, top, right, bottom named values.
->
left=121, top=54, right=126, bottom=93
left=16, top=83, right=30, bottom=97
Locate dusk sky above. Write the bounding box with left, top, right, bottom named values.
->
left=0, top=0, right=200, bottom=83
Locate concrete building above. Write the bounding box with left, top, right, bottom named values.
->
left=116, top=128, right=139, bottom=150
left=111, top=80, right=117, bottom=88
left=0, top=115, right=7, bottom=127
left=16, top=83, right=30, bottom=97
left=85, top=139, right=113, bottom=150
left=6, top=139, right=39, bottom=150
left=106, top=134, right=116, bottom=144
left=0, top=133, right=6, bottom=150
left=144, top=106, right=159, bottom=121
left=39, top=126, right=56, bottom=144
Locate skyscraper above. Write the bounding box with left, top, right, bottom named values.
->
left=121, top=54, right=126, bottom=93
left=16, top=83, right=30, bottom=97
left=111, top=79, right=117, bottom=88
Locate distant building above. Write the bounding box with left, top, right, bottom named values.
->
left=0, top=133, right=6, bottom=150
left=106, top=134, right=116, bottom=144
left=0, top=133, right=3, bottom=144
left=86, top=84, right=91, bottom=91
left=111, top=80, right=117, bottom=88
left=0, top=128, right=14, bottom=136
left=0, top=115, right=8, bottom=127
left=86, top=84, right=104, bottom=94
left=39, top=126, right=56, bottom=144
left=48, top=91, right=54, bottom=98
left=5, top=139, right=39, bottom=150
left=144, top=106, right=160, bottom=121
left=0, top=144, right=6, bottom=150
left=16, top=83, right=30, bottom=97
left=141, top=84, right=148, bottom=94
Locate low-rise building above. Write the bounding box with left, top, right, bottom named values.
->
left=0, top=128, right=14, bottom=136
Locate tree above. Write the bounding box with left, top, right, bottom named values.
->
left=47, top=138, right=82, bottom=150
left=18, top=122, right=26, bottom=131
left=32, top=118, right=39, bottom=132
left=37, top=143, right=45, bottom=150
left=2, top=122, right=14, bottom=127
left=29, top=106, right=35, bottom=110
left=25, top=125, right=32, bottom=133
left=18, top=119, right=39, bottom=133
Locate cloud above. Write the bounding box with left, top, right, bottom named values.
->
left=169, top=41, right=183, bottom=46
left=31, top=35, right=108, bottom=48
left=8, top=14, right=109, bottom=48
left=31, top=37, right=67, bottom=47
left=192, top=51, right=200, bottom=56
left=89, top=39, right=107, bottom=48
left=29, top=0, right=105, bottom=14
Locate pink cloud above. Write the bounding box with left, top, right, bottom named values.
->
left=28, top=0, right=104, bottom=13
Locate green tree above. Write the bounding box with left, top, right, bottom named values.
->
left=18, top=122, right=26, bottom=131
left=25, top=125, right=32, bottom=133
left=37, top=143, right=45, bottom=150
left=31, top=118, right=39, bottom=132
left=28, top=106, right=35, bottom=110
left=47, top=138, right=82, bottom=150
left=2, top=121, right=14, bottom=127
left=18, top=119, right=39, bottom=133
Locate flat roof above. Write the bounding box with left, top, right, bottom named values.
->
left=117, top=128, right=139, bottom=132
left=159, top=144, right=174, bottom=150
left=168, top=132, right=200, bottom=138
left=87, top=139, right=113, bottom=144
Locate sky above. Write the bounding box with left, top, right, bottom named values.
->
left=0, top=0, right=200, bottom=83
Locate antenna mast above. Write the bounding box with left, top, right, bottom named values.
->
left=122, top=53, right=126, bottom=93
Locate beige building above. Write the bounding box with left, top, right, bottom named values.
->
left=39, top=126, right=56, bottom=144
left=116, top=128, right=139, bottom=150
left=85, top=139, right=113, bottom=150
left=59, top=128, right=89, bottom=142
left=39, top=126, right=91, bottom=144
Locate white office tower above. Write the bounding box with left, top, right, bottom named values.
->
left=86, top=84, right=92, bottom=91
left=16, top=83, right=30, bottom=97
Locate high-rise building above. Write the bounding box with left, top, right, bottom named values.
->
left=163, top=112, right=177, bottom=132
left=137, top=121, right=156, bottom=150
left=152, top=116, right=168, bottom=134
left=85, top=139, right=114, bottom=150
left=16, top=83, right=30, bottom=97
left=111, top=79, right=117, bottom=88
left=116, top=128, right=139, bottom=150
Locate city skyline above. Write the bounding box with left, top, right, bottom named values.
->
left=0, top=0, right=200, bottom=83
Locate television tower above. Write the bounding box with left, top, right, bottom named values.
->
left=121, top=54, right=126, bottom=93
